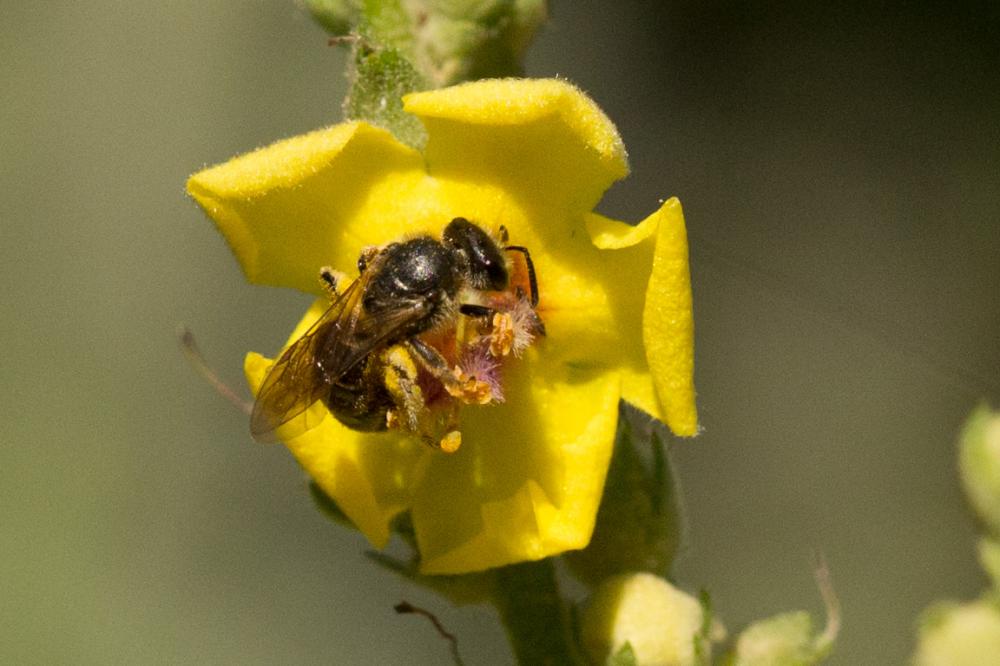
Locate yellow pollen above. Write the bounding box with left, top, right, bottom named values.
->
left=439, top=430, right=462, bottom=453
left=489, top=312, right=515, bottom=357
left=446, top=366, right=494, bottom=405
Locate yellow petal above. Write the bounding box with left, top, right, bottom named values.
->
left=187, top=122, right=425, bottom=293
left=244, top=300, right=428, bottom=547
left=412, top=354, right=622, bottom=574
left=403, top=79, right=628, bottom=218
left=584, top=201, right=698, bottom=435
left=643, top=198, right=698, bottom=436
left=580, top=210, right=661, bottom=421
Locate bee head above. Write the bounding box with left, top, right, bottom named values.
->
left=443, top=217, right=509, bottom=292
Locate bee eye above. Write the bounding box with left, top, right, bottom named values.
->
left=481, top=257, right=507, bottom=291
left=444, top=217, right=508, bottom=291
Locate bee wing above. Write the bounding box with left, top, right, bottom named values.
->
left=250, top=275, right=369, bottom=443
left=250, top=268, right=437, bottom=443
left=327, top=298, right=438, bottom=372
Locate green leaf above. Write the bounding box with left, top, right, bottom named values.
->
left=343, top=32, right=428, bottom=148
left=493, top=559, right=583, bottom=665
left=361, top=0, right=414, bottom=52
left=564, top=402, right=684, bottom=587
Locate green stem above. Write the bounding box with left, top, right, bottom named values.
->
left=492, top=559, right=582, bottom=666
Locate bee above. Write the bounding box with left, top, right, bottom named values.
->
left=250, top=217, right=541, bottom=447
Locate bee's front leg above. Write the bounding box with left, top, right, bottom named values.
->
left=318, top=266, right=348, bottom=299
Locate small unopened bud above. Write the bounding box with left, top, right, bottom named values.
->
left=912, top=600, right=1000, bottom=666
left=580, top=572, right=712, bottom=666
left=727, top=558, right=839, bottom=665
left=978, top=537, right=1000, bottom=591
left=958, top=404, right=1000, bottom=536
left=731, top=612, right=823, bottom=666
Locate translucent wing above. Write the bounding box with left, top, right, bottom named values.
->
left=250, top=262, right=438, bottom=443
left=250, top=276, right=368, bottom=443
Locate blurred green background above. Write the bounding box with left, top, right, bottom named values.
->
left=2, top=1, right=998, bottom=663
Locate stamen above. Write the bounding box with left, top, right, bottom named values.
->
left=507, top=296, right=541, bottom=357
left=456, top=340, right=504, bottom=403
left=446, top=366, right=494, bottom=405
left=489, top=312, right=515, bottom=357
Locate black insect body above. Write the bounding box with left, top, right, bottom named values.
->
left=322, top=355, right=393, bottom=433
left=250, top=217, right=539, bottom=445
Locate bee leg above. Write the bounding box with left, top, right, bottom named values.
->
left=318, top=267, right=347, bottom=298
left=458, top=303, right=497, bottom=331
left=382, top=345, right=425, bottom=433
left=383, top=345, right=462, bottom=452
left=405, top=338, right=463, bottom=393
left=357, top=246, right=381, bottom=274
left=406, top=338, right=495, bottom=404
left=459, top=303, right=495, bottom=318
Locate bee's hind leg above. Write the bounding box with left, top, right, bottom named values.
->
left=387, top=341, right=464, bottom=452
left=382, top=346, right=425, bottom=434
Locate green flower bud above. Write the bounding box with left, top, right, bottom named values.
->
left=728, top=611, right=831, bottom=666
left=304, top=0, right=362, bottom=35
left=307, top=0, right=548, bottom=87
left=723, top=558, right=839, bottom=666
left=581, top=572, right=714, bottom=666
left=958, top=404, right=1000, bottom=536
left=912, top=599, right=1000, bottom=666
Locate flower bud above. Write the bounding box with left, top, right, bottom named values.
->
left=581, top=572, right=712, bottom=666
left=729, top=611, right=830, bottom=666
left=979, top=537, right=1000, bottom=592
left=304, top=0, right=360, bottom=35
left=912, top=599, right=1000, bottom=666
left=958, top=404, right=1000, bottom=536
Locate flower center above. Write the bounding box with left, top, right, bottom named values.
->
left=384, top=259, right=544, bottom=452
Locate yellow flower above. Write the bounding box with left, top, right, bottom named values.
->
left=187, top=78, right=697, bottom=574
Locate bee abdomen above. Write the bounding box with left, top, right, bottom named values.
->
left=323, top=359, right=392, bottom=432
